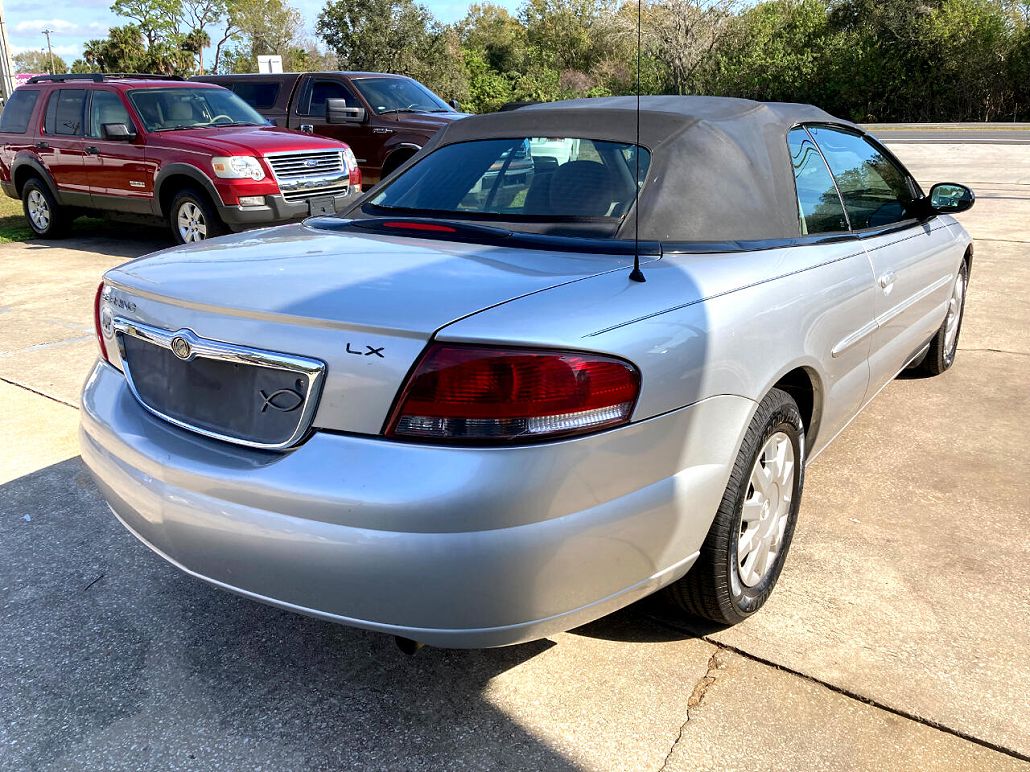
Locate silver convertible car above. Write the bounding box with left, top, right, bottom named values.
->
left=80, top=97, right=974, bottom=648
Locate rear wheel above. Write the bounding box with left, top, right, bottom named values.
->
left=22, top=178, right=70, bottom=239
left=915, top=260, right=968, bottom=376
left=665, top=388, right=805, bottom=625
left=169, top=188, right=226, bottom=245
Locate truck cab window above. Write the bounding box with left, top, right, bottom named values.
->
left=305, top=81, right=358, bottom=116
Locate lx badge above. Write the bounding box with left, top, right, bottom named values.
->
left=346, top=343, right=385, bottom=358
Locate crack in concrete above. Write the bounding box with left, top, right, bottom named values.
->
left=959, top=347, right=1030, bottom=357
left=0, top=376, right=78, bottom=409
left=659, top=649, right=728, bottom=771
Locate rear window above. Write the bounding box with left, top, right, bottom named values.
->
left=369, top=137, right=652, bottom=221
left=231, top=81, right=280, bottom=110
left=0, top=89, right=40, bottom=133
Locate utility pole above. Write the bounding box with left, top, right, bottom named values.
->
left=42, top=28, right=55, bottom=74
left=0, top=0, right=16, bottom=101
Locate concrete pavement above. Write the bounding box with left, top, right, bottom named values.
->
left=1, top=145, right=1028, bottom=770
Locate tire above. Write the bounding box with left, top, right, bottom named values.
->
left=665, top=388, right=806, bottom=625
left=914, top=259, right=969, bottom=376
left=21, top=178, right=70, bottom=239
left=168, top=187, right=227, bottom=245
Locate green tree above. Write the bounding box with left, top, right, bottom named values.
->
left=219, top=0, right=302, bottom=72
left=521, top=0, right=616, bottom=72
left=317, top=0, right=437, bottom=72
left=83, top=25, right=149, bottom=72
left=12, top=50, right=68, bottom=73
left=110, top=0, right=182, bottom=47
left=459, top=4, right=530, bottom=73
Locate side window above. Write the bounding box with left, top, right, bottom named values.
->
left=88, top=91, right=133, bottom=138
left=232, top=82, right=280, bottom=110
left=303, top=80, right=358, bottom=116
left=45, top=89, right=86, bottom=136
left=788, top=127, right=848, bottom=235
left=0, top=89, right=41, bottom=133
left=808, top=126, right=918, bottom=230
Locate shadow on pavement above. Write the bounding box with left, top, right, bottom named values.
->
left=0, top=458, right=580, bottom=770
left=569, top=594, right=724, bottom=644
left=21, top=221, right=169, bottom=260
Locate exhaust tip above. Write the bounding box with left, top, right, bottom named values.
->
left=395, top=636, right=424, bottom=656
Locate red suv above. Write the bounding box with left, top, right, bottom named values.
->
left=0, top=74, right=362, bottom=243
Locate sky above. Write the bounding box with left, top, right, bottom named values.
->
left=2, top=0, right=509, bottom=66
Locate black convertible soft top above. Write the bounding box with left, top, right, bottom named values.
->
left=418, top=96, right=857, bottom=242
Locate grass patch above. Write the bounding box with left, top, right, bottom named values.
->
left=0, top=194, right=31, bottom=243
left=0, top=192, right=142, bottom=244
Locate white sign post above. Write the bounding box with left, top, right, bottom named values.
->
left=257, top=55, right=284, bottom=74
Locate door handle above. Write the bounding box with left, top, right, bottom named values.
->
left=878, top=271, right=896, bottom=291
left=85, top=146, right=100, bottom=155
left=299, top=124, right=314, bottom=134
left=35, top=141, right=49, bottom=150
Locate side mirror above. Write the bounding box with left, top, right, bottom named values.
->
left=326, top=99, right=365, bottom=124
left=927, top=182, right=975, bottom=215
left=448, top=98, right=461, bottom=111
left=102, top=123, right=135, bottom=140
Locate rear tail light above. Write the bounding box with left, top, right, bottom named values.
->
left=343, top=147, right=362, bottom=190
left=93, top=282, right=111, bottom=363
left=386, top=344, right=640, bottom=442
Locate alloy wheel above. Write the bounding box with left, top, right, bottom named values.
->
left=27, top=190, right=51, bottom=231
left=738, top=431, right=796, bottom=588
left=177, top=201, right=208, bottom=242
left=943, top=268, right=966, bottom=363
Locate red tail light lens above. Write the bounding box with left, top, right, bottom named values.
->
left=386, top=344, right=640, bottom=442
left=93, top=282, right=111, bottom=363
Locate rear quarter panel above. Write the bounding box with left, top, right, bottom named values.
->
left=437, top=239, right=880, bottom=458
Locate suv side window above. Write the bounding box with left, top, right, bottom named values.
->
left=45, top=89, right=86, bottom=136
left=0, top=89, right=41, bottom=133
left=88, top=90, right=134, bottom=138
left=807, top=126, right=918, bottom=230
left=787, top=127, right=848, bottom=235
left=302, top=80, right=359, bottom=116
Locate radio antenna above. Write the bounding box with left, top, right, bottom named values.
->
left=628, top=0, right=646, bottom=283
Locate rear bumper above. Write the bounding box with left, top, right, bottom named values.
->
left=80, top=361, right=752, bottom=648
left=216, top=191, right=361, bottom=230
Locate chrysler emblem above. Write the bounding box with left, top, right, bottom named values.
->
left=170, top=336, right=192, bottom=360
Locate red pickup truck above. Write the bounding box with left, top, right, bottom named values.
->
left=0, top=74, right=361, bottom=243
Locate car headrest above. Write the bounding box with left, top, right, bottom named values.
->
left=548, top=160, right=614, bottom=217
left=533, top=156, right=560, bottom=174
left=165, top=100, right=194, bottom=122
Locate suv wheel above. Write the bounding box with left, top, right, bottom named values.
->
left=665, top=388, right=805, bottom=625
left=169, top=188, right=226, bottom=245
left=22, top=178, right=70, bottom=239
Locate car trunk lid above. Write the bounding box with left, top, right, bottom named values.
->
left=102, top=223, right=645, bottom=440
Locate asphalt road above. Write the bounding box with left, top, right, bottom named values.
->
left=1, top=141, right=1028, bottom=770
left=864, top=123, right=1030, bottom=144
